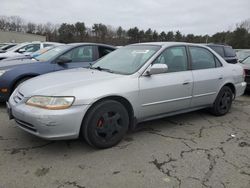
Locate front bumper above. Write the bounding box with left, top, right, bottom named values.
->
left=8, top=97, right=90, bottom=140
left=235, top=81, right=247, bottom=97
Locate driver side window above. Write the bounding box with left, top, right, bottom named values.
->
left=154, top=46, right=188, bottom=72
left=59, top=46, right=94, bottom=63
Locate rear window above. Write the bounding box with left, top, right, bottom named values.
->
left=224, top=46, right=236, bottom=57
left=208, top=46, right=224, bottom=57
left=190, top=46, right=216, bottom=70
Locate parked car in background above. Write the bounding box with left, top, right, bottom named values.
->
left=1, top=45, right=62, bottom=61
left=0, top=42, right=61, bottom=60
left=206, top=44, right=238, bottom=64
left=7, top=42, right=246, bottom=149
left=236, top=49, right=250, bottom=62
left=0, top=43, right=10, bottom=48
left=0, top=43, right=116, bottom=102
left=240, top=56, right=250, bottom=91
left=0, top=43, right=17, bottom=51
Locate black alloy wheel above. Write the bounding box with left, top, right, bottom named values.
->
left=82, top=100, right=129, bottom=149
left=210, top=86, right=233, bottom=116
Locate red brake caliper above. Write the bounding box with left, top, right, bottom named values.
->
left=97, top=118, right=104, bottom=128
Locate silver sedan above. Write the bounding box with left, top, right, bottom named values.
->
left=7, top=42, right=246, bottom=148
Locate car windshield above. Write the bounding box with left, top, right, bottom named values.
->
left=30, top=46, right=54, bottom=58
left=35, top=45, right=70, bottom=62
left=92, top=45, right=160, bottom=74
left=242, top=56, right=250, bottom=64
left=7, top=43, right=28, bottom=51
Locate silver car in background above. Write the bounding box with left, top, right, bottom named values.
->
left=236, top=49, right=250, bottom=62
left=0, top=41, right=61, bottom=60
left=7, top=42, right=246, bottom=148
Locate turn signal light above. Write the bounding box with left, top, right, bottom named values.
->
left=0, top=88, right=8, bottom=93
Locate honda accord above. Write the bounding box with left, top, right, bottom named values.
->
left=7, top=42, right=246, bottom=149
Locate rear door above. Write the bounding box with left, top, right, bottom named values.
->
left=189, top=46, right=224, bottom=107
left=54, top=45, right=98, bottom=70
left=139, top=46, right=193, bottom=119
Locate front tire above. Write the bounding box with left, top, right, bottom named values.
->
left=210, top=86, right=233, bottom=116
left=82, top=100, right=129, bottom=149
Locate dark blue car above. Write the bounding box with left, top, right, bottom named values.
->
left=0, top=43, right=116, bottom=102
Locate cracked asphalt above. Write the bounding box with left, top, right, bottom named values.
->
left=0, top=94, right=250, bottom=188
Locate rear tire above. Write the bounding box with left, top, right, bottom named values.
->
left=82, top=100, right=129, bottom=149
left=210, top=86, right=233, bottom=116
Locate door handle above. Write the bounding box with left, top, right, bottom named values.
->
left=183, top=81, right=190, bottom=85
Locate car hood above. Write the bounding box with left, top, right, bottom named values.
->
left=0, top=58, right=37, bottom=69
left=18, top=68, right=126, bottom=100
left=2, top=54, right=29, bottom=61
left=0, top=50, right=7, bottom=53
left=0, top=51, right=17, bottom=58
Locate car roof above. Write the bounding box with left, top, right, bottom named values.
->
left=204, top=43, right=232, bottom=48
left=43, top=42, right=62, bottom=44
left=67, top=43, right=116, bottom=48
left=130, top=42, right=210, bottom=48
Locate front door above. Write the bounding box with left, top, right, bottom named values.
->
left=55, top=45, right=97, bottom=71
left=139, top=46, right=193, bottom=120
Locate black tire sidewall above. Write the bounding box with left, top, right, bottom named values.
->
left=83, top=100, right=129, bottom=149
left=212, top=86, right=233, bottom=116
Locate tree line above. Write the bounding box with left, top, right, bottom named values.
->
left=0, top=15, right=250, bottom=48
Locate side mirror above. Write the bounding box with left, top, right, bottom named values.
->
left=18, top=49, right=26, bottom=53
left=145, top=64, right=168, bottom=75
left=56, top=56, right=72, bottom=64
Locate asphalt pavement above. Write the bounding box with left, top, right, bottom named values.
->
left=0, top=95, right=250, bottom=188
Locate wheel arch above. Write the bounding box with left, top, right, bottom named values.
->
left=223, top=82, right=236, bottom=98
left=81, top=95, right=136, bottom=132
left=11, top=74, right=39, bottom=92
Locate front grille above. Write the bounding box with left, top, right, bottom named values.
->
left=13, top=91, right=24, bottom=104
left=15, top=119, right=37, bottom=132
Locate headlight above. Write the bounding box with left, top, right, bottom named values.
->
left=0, top=70, right=7, bottom=77
left=26, top=96, right=75, bottom=110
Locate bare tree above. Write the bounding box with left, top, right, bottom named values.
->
left=27, top=22, right=36, bottom=33
left=238, top=18, right=250, bottom=32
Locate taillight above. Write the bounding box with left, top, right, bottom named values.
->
left=243, top=69, right=247, bottom=77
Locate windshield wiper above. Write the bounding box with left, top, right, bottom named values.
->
left=90, top=66, right=114, bottom=73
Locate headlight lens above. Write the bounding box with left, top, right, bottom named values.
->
left=26, top=96, right=75, bottom=110
left=0, top=70, right=7, bottom=77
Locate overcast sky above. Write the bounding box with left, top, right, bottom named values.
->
left=1, top=0, right=250, bottom=35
